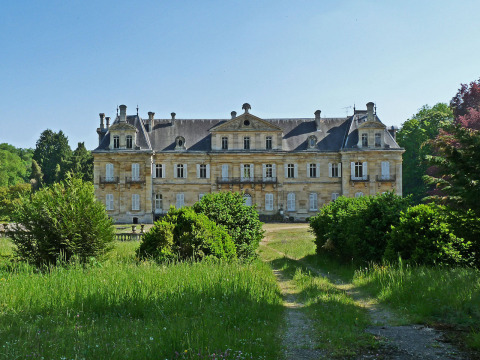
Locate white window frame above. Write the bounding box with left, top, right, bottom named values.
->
left=351, top=161, right=368, bottom=180
left=126, top=135, right=133, bottom=149
left=243, top=193, right=252, bottom=206
left=154, top=194, right=162, bottom=213
left=174, top=164, right=187, bottom=179
left=198, top=193, right=205, bottom=201
left=329, top=163, right=341, bottom=178
left=221, top=164, right=229, bottom=180
left=265, top=193, right=274, bottom=211
left=131, top=163, right=140, bottom=181
left=331, top=193, right=339, bottom=201
left=221, top=136, right=228, bottom=150
left=309, top=193, right=318, bottom=211
left=197, top=164, right=210, bottom=179
left=241, top=164, right=254, bottom=181
left=265, top=136, right=272, bottom=150
left=355, top=192, right=364, bottom=198
left=375, top=133, right=382, bottom=147
left=381, top=161, right=390, bottom=180
left=154, top=164, right=165, bottom=178
left=176, top=193, right=185, bottom=209
left=132, top=194, right=140, bottom=211
left=106, top=194, right=114, bottom=210
left=361, top=133, right=368, bottom=147
left=106, top=163, right=114, bottom=181
left=308, top=163, right=320, bottom=178
left=285, top=163, right=298, bottom=179
left=287, top=193, right=295, bottom=211
left=263, top=164, right=276, bottom=180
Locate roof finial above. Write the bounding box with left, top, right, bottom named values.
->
left=242, top=103, right=251, bottom=113
left=116, top=106, right=119, bottom=117
left=136, top=105, right=139, bottom=116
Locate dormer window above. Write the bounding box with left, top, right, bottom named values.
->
left=266, top=136, right=272, bottom=150
left=126, top=135, right=133, bottom=149
left=308, top=135, right=317, bottom=149
left=244, top=137, right=250, bottom=150
left=375, top=133, right=381, bottom=147
left=222, top=137, right=228, bottom=150
left=113, top=135, right=120, bottom=149
left=362, top=133, right=368, bottom=147
left=175, top=136, right=186, bottom=150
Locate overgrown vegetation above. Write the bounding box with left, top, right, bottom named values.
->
left=9, top=175, right=115, bottom=266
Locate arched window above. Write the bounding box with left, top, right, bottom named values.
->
left=175, top=136, right=186, bottom=150
left=308, top=135, right=317, bottom=149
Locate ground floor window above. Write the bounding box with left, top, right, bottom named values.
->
left=176, top=193, right=185, bottom=208
left=287, top=193, right=295, bottom=211
left=106, top=194, right=114, bottom=210
left=243, top=193, right=252, bottom=206
left=265, top=193, right=274, bottom=211
left=155, top=194, right=162, bottom=212
left=309, top=193, right=318, bottom=211
left=132, top=194, right=140, bottom=211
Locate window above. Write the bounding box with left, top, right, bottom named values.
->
left=221, top=164, right=229, bottom=180
left=266, top=136, right=272, bottom=150
left=381, top=161, right=390, bottom=180
left=176, top=193, right=185, bottom=209
left=309, top=193, right=318, bottom=211
left=287, top=193, right=295, bottom=211
left=375, top=133, right=381, bottom=147
left=265, top=193, right=274, bottom=211
left=308, top=135, right=317, bottom=149
left=175, top=164, right=187, bottom=178
left=243, top=193, right=252, bottom=206
left=198, top=193, right=205, bottom=201
left=351, top=161, right=367, bottom=180
left=106, top=194, right=114, bottom=210
left=362, top=133, right=368, bottom=147
left=197, top=164, right=209, bottom=179
left=126, top=135, right=133, bottom=149
left=308, top=163, right=318, bottom=178
left=244, top=137, right=250, bottom=150
left=175, top=136, right=185, bottom=149
left=286, top=164, right=296, bottom=179
left=106, top=163, right=114, bottom=181
left=132, top=194, right=140, bottom=211
left=222, top=137, right=228, bottom=150
left=113, top=135, right=119, bottom=149
left=329, top=163, right=340, bottom=177
left=155, top=164, right=164, bottom=178
left=241, top=164, right=253, bottom=180
left=331, top=193, right=339, bottom=201
left=131, top=163, right=140, bottom=180
left=264, top=164, right=273, bottom=179
left=155, top=194, right=162, bottom=212
left=355, top=192, right=364, bottom=198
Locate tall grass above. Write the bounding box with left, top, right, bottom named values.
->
left=0, top=241, right=283, bottom=360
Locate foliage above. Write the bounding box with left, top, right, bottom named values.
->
left=30, top=159, right=43, bottom=190
left=193, top=192, right=264, bottom=259
left=396, top=103, right=453, bottom=203
left=32, top=129, right=72, bottom=185
left=385, top=204, right=471, bottom=266
left=138, top=207, right=236, bottom=261
left=450, top=77, right=480, bottom=118
left=424, top=124, right=480, bottom=214
left=0, top=183, right=31, bottom=221
left=0, top=144, right=33, bottom=187
left=9, top=175, right=114, bottom=266
left=67, top=142, right=94, bottom=182
left=309, top=192, right=410, bottom=264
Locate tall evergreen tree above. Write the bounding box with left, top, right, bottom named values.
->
left=69, top=142, right=93, bottom=182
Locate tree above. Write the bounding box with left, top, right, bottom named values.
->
left=68, top=142, right=93, bottom=182
left=0, top=183, right=31, bottom=221
left=10, top=175, right=115, bottom=266
left=32, top=130, right=72, bottom=185
left=450, top=78, right=480, bottom=118
left=396, top=104, right=453, bottom=203
left=0, top=150, right=27, bottom=187
left=30, top=159, right=44, bottom=191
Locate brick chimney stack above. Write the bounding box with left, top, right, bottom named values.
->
left=106, top=117, right=110, bottom=129
left=366, top=102, right=375, bottom=122
left=99, top=113, right=105, bottom=130
left=231, top=111, right=237, bottom=119
left=119, top=104, right=127, bottom=123
left=314, top=110, right=321, bottom=130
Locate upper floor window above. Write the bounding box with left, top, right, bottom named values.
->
left=329, top=163, right=340, bottom=177
left=361, top=133, right=368, bottom=147
left=266, top=136, right=272, bottom=150
left=131, top=163, right=140, bottom=180
left=308, top=163, right=318, bottom=178
left=308, top=135, right=317, bottom=149
left=126, top=135, right=133, bottom=149
left=176, top=193, right=185, bottom=209
left=242, top=164, right=253, bottom=180
left=265, top=164, right=273, bottom=179
left=175, top=164, right=187, bottom=178
left=351, top=161, right=368, bottom=180
left=354, top=161, right=363, bottom=178
left=381, top=161, right=390, bottom=180
left=113, top=135, right=120, bottom=149
left=197, top=164, right=209, bottom=179
left=106, top=163, right=114, bottom=181
left=309, top=193, right=318, bottom=211
left=155, top=164, right=164, bottom=178
left=375, top=133, right=381, bottom=147
left=222, top=137, right=228, bottom=150
left=286, top=164, right=296, bottom=179
left=175, top=136, right=186, bottom=150
left=244, top=137, right=250, bottom=150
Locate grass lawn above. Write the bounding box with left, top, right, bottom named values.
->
left=0, top=239, right=284, bottom=360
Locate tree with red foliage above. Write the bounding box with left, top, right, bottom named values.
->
left=450, top=78, right=480, bottom=127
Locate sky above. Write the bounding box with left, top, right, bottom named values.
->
left=1, top=0, right=479, bottom=150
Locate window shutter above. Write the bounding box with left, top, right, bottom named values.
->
left=196, top=164, right=200, bottom=178
left=272, top=164, right=276, bottom=178
left=338, top=163, right=342, bottom=177
left=306, top=164, right=310, bottom=178
left=316, top=163, right=320, bottom=178
left=294, top=164, right=298, bottom=178
left=222, top=164, right=228, bottom=180
left=206, top=164, right=210, bottom=178
left=362, top=162, right=368, bottom=179
left=240, top=164, right=244, bottom=181
left=183, top=164, right=188, bottom=178
left=173, top=164, right=177, bottom=178
left=262, top=164, right=266, bottom=180
left=284, top=164, right=288, bottom=178
left=152, top=163, right=156, bottom=178
left=351, top=162, right=355, bottom=178
left=381, top=161, right=390, bottom=179
left=250, top=164, right=254, bottom=179
left=328, top=163, right=332, bottom=177
left=162, top=164, right=166, bottom=178
left=106, top=163, right=113, bottom=180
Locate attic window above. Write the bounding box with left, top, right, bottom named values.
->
left=308, top=135, right=317, bottom=149
left=175, top=136, right=186, bottom=150
left=244, top=120, right=250, bottom=126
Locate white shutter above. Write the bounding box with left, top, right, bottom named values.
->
left=272, top=164, right=276, bottom=178
left=287, top=193, right=295, bottom=211
left=363, top=162, right=368, bottom=180
left=183, top=164, right=188, bottom=178
left=309, top=193, right=317, bottom=210
left=331, top=193, right=339, bottom=201
left=132, top=163, right=139, bottom=180
left=152, top=162, right=156, bottom=178
left=294, top=164, right=298, bottom=178
left=206, top=164, right=210, bottom=178
left=265, top=194, right=273, bottom=211
left=106, top=163, right=114, bottom=180
left=351, top=162, right=355, bottom=179
left=262, top=164, right=266, bottom=180
left=240, top=164, right=244, bottom=181
left=162, top=164, right=166, bottom=178
left=132, top=194, right=139, bottom=211
left=174, top=164, right=178, bottom=178
left=106, top=194, right=114, bottom=210
left=284, top=164, right=288, bottom=178
left=176, top=193, right=184, bottom=208
left=306, top=164, right=310, bottom=178
left=381, top=161, right=390, bottom=180
left=196, top=164, right=200, bottom=178
left=328, top=163, right=332, bottom=177
left=222, top=164, right=229, bottom=180
left=316, top=163, right=320, bottom=178
left=338, top=163, right=342, bottom=177
left=250, top=164, right=254, bottom=180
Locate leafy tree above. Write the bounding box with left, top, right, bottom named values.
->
left=396, top=104, right=453, bottom=203
left=9, top=175, right=115, bottom=266
left=0, top=150, right=27, bottom=187
left=0, top=183, right=31, bottom=221
left=193, top=192, right=264, bottom=260
left=32, top=130, right=72, bottom=185
left=450, top=77, right=480, bottom=118
left=68, top=142, right=93, bottom=182
left=30, top=159, right=44, bottom=191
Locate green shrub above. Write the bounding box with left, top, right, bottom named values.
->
left=9, top=175, right=115, bottom=266
left=138, top=207, right=236, bottom=261
left=385, top=204, right=472, bottom=266
left=310, top=192, right=410, bottom=264
left=193, top=192, right=264, bottom=260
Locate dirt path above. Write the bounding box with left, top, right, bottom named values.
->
left=262, top=225, right=469, bottom=360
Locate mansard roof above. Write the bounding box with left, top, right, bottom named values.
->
left=343, top=114, right=401, bottom=150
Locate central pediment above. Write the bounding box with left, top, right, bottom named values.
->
left=211, top=112, right=282, bottom=132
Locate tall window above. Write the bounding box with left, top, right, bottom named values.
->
left=155, top=164, right=164, bottom=178
left=244, top=137, right=250, bottom=150
left=155, top=194, right=162, bottom=212
left=222, top=137, right=228, bottom=150
left=362, top=133, right=368, bottom=147
left=381, top=161, right=390, bottom=180
left=106, top=194, right=114, bottom=210
left=243, top=194, right=252, bottom=206
left=242, top=164, right=252, bottom=180
left=287, top=193, right=295, bottom=211
left=176, top=164, right=185, bottom=178
left=309, top=193, right=318, bottom=211
left=329, top=163, right=339, bottom=177
left=198, top=193, right=205, bottom=201
left=132, top=194, right=140, bottom=211
left=354, top=162, right=363, bottom=178
left=221, top=164, right=229, bottom=180
left=113, top=135, right=120, bottom=149
left=126, top=135, right=133, bottom=149
left=176, top=193, right=185, bottom=209
left=106, top=163, right=114, bottom=181
left=331, top=193, right=339, bottom=201
left=308, top=163, right=317, bottom=178
left=286, top=164, right=295, bottom=178
left=131, top=163, right=140, bottom=180
left=375, top=133, right=381, bottom=147
left=265, top=193, right=274, bottom=211
left=355, top=192, right=364, bottom=198
left=198, top=164, right=208, bottom=178
left=265, top=136, right=272, bottom=150
left=265, top=164, right=273, bottom=178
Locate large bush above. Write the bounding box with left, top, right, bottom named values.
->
left=10, top=175, right=115, bottom=266
left=193, top=192, right=264, bottom=259
left=310, top=192, right=410, bottom=264
left=138, top=207, right=236, bottom=261
left=385, top=204, right=472, bottom=266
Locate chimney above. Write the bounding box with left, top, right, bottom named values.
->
left=119, top=104, right=127, bottom=123
left=99, top=113, right=105, bottom=130
left=231, top=111, right=237, bottom=119
left=388, top=125, right=398, bottom=140
left=366, top=102, right=374, bottom=122
left=106, top=117, right=110, bottom=129
left=148, top=112, right=155, bottom=121
left=314, top=110, right=321, bottom=130
left=171, top=112, right=176, bottom=125
left=145, top=111, right=154, bottom=132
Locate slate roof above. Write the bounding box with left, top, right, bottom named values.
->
left=93, top=113, right=401, bottom=153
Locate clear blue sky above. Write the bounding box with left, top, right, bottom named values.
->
left=1, top=0, right=479, bottom=150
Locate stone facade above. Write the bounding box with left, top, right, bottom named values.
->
left=93, top=102, right=404, bottom=223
